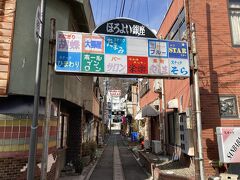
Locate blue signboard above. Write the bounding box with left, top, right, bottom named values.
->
left=105, top=36, right=127, bottom=55
left=148, top=40, right=168, bottom=58
left=56, top=51, right=81, bottom=72
left=168, top=41, right=188, bottom=59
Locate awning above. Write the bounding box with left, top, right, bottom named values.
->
left=142, top=105, right=159, bottom=117
left=135, top=110, right=144, bottom=120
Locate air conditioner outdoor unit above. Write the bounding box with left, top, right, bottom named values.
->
left=179, top=114, right=194, bottom=156
left=153, top=79, right=162, bottom=93
left=152, top=140, right=161, bottom=154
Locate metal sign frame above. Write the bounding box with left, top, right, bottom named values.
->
left=55, top=31, right=190, bottom=79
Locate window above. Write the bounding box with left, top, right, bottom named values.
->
left=219, top=95, right=238, bottom=118
left=166, top=9, right=186, bottom=41
left=229, top=0, right=240, bottom=45
left=57, top=114, right=68, bottom=148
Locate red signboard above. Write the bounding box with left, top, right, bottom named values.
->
left=127, top=56, right=148, bottom=74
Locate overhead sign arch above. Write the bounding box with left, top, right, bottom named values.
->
left=93, top=17, right=157, bottom=38
left=55, top=18, right=190, bottom=79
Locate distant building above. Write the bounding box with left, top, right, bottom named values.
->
left=107, top=90, right=122, bottom=131
left=140, top=0, right=240, bottom=178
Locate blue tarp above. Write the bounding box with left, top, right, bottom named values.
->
left=131, top=132, right=139, bottom=142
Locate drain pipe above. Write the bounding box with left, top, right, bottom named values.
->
left=191, top=23, right=205, bottom=180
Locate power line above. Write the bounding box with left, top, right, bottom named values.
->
left=121, top=0, right=126, bottom=17
left=115, top=0, right=118, bottom=17
left=119, top=0, right=123, bottom=17
left=146, top=0, right=150, bottom=26
left=108, top=0, right=112, bottom=20
left=100, top=0, right=103, bottom=22
left=96, top=0, right=100, bottom=22
left=128, top=0, right=134, bottom=17
left=136, top=0, right=140, bottom=19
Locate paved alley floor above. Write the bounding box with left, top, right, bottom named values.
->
left=89, top=133, right=150, bottom=180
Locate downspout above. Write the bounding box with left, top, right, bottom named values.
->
left=191, top=23, right=205, bottom=180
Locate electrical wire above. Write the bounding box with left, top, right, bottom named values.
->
left=100, top=0, right=103, bottom=22
left=96, top=0, right=99, bottom=22
left=115, top=0, right=118, bottom=17
left=119, top=0, right=123, bottom=17
left=121, top=0, right=126, bottom=17
left=146, top=0, right=150, bottom=26
left=128, top=0, right=134, bottom=17
left=108, top=0, right=112, bottom=20
left=136, top=0, right=140, bottom=19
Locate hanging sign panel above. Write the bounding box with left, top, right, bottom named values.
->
left=55, top=31, right=190, bottom=78
left=216, top=127, right=240, bottom=163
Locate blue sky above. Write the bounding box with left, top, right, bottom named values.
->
left=90, top=0, right=172, bottom=33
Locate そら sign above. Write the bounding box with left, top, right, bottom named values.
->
left=55, top=31, right=190, bottom=78
left=216, top=127, right=240, bottom=163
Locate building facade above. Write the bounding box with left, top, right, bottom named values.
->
left=0, top=0, right=101, bottom=179
left=155, top=0, right=240, bottom=178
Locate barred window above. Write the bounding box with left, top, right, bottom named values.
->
left=219, top=95, right=238, bottom=118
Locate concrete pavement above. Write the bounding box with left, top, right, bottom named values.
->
left=89, top=133, right=151, bottom=180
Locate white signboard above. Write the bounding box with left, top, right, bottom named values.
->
left=109, top=90, right=121, bottom=97
left=216, top=127, right=240, bottom=163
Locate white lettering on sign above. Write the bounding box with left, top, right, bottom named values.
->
left=109, top=90, right=121, bottom=97
left=106, top=23, right=146, bottom=36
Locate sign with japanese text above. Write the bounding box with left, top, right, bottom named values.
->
left=109, top=90, right=121, bottom=97
left=94, top=18, right=157, bottom=38
left=55, top=31, right=190, bottom=78
left=216, top=127, right=240, bottom=163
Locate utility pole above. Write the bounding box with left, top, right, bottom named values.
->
left=191, top=23, right=205, bottom=180
left=27, top=0, right=46, bottom=179
left=41, top=18, right=56, bottom=180
left=184, top=0, right=204, bottom=179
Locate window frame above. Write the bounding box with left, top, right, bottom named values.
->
left=166, top=8, right=186, bottom=41
left=228, top=0, right=240, bottom=47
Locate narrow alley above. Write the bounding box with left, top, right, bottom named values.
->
left=89, top=133, right=150, bottom=180
left=1, top=0, right=240, bottom=179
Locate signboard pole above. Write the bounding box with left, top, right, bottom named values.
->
left=27, top=0, right=46, bottom=179
left=41, top=18, right=56, bottom=180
